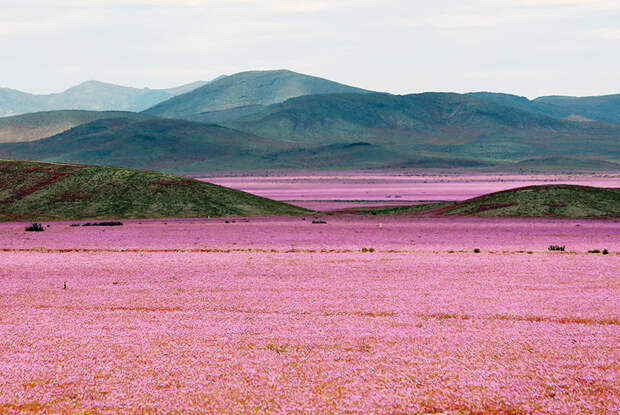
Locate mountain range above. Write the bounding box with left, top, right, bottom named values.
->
left=0, top=69, right=618, bottom=172
left=468, top=92, right=620, bottom=123
left=0, top=77, right=224, bottom=117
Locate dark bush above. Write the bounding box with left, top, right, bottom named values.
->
left=25, top=223, right=44, bottom=232
left=473, top=248, right=481, bottom=253
left=312, top=220, right=327, bottom=224
left=82, top=221, right=123, bottom=227
left=548, top=245, right=565, bottom=251
left=602, top=249, right=609, bottom=255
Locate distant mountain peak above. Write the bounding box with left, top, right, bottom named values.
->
left=143, top=69, right=370, bottom=118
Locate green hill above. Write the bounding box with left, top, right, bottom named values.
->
left=438, top=185, right=620, bottom=218
left=143, top=70, right=370, bottom=119
left=0, top=110, right=154, bottom=143
left=350, top=185, right=620, bottom=218
left=0, top=159, right=307, bottom=221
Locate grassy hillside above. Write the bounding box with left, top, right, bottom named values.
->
left=351, top=185, right=620, bottom=218
left=0, top=79, right=217, bottom=117
left=0, top=110, right=153, bottom=143
left=229, top=92, right=620, bottom=165
left=438, top=185, right=620, bottom=218
left=144, top=70, right=370, bottom=119
left=0, top=160, right=308, bottom=221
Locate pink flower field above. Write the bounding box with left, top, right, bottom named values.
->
left=0, top=216, right=618, bottom=414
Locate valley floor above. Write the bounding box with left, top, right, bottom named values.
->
left=0, top=216, right=618, bottom=414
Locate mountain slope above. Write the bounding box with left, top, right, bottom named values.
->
left=143, top=70, right=370, bottom=119
left=533, top=94, right=620, bottom=123
left=228, top=92, right=620, bottom=163
left=0, top=78, right=221, bottom=116
left=0, top=117, right=294, bottom=173
left=469, top=92, right=620, bottom=123
left=0, top=110, right=154, bottom=143
left=0, top=159, right=307, bottom=221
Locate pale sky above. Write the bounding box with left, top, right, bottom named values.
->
left=1, top=0, right=619, bottom=98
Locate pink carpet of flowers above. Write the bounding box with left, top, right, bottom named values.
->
left=0, top=216, right=619, bottom=414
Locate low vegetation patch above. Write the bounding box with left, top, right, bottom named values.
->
left=548, top=245, right=565, bottom=251
left=82, top=221, right=123, bottom=227
left=24, top=223, right=44, bottom=232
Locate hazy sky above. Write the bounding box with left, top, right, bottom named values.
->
left=1, top=0, right=618, bottom=97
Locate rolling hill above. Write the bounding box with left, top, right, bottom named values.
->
left=143, top=70, right=370, bottom=119
left=350, top=185, right=620, bottom=218
left=0, top=159, right=307, bottom=221
left=437, top=184, right=620, bottom=218
left=469, top=92, right=620, bottom=123
left=0, top=110, right=154, bottom=143
left=227, top=92, right=620, bottom=164
left=0, top=78, right=219, bottom=117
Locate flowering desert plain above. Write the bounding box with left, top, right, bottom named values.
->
left=1, top=172, right=619, bottom=414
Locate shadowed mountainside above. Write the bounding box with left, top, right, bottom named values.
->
left=0, top=110, right=154, bottom=143
left=0, top=159, right=308, bottom=221
left=227, top=92, right=620, bottom=165
left=143, top=70, right=370, bottom=119
left=0, top=118, right=296, bottom=173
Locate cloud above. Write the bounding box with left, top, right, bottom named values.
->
left=592, top=27, right=620, bottom=39
left=422, top=14, right=503, bottom=29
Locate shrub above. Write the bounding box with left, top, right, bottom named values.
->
left=588, top=249, right=601, bottom=254
left=602, top=249, right=609, bottom=255
left=25, top=223, right=44, bottom=232
left=473, top=248, right=481, bottom=253
left=82, top=221, right=123, bottom=227
left=548, top=245, right=565, bottom=251
left=361, top=247, right=375, bottom=253
left=312, top=220, right=327, bottom=224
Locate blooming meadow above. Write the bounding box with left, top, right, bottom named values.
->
left=0, top=216, right=618, bottom=414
